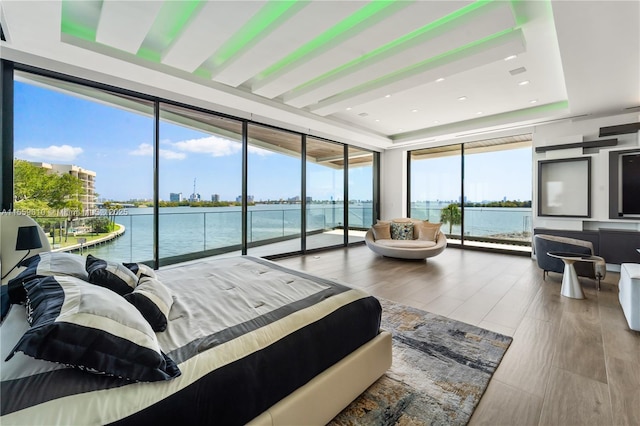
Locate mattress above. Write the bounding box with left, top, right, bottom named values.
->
left=1, top=256, right=382, bottom=425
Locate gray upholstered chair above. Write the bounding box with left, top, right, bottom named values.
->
left=533, top=234, right=606, bottom=289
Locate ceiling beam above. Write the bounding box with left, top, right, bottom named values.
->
left=96, top=1, right=162, bottom=54
left=309, top=29, right=526, bottom=116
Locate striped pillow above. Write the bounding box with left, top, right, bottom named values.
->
left=123, top=262, right=157, bottom=280
left=86, top=255, right=138, bottom=295
left=5, top=276, right=180, bottom=382
left=124, top=276, right=173, bottom=332
left=7, top=252, right=89, bottom=304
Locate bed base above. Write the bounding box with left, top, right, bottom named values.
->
left=248, top=330, right=392, bottom=426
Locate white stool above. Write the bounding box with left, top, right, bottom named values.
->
left=619, top=263, right=640, bottom=331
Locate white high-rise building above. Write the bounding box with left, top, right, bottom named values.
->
left=31, top=162, right=96, bottom=212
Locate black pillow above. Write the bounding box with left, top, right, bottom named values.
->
left=5, top=275, right=180, bottom=382
left=124, top=276, right=173, bottom=332
left=85, top=254, right=138, bottom=295
left=7, top=252, right=89, bottom=304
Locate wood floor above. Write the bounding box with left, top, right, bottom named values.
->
left=275, top=244, right=640, bottom=426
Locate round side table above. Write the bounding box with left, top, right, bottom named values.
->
left=546, top=251, right=600, bottom=299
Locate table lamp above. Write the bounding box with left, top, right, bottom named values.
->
left=1, top=225, right=43, bottom=280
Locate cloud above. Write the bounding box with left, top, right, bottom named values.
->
left=173, top=135, right=273, bottom=157
left=173, top=136, right=241, bottom=157
left=248, top=145, right=273, bottom=156
left=160, top=149, right=186, bottom=160
left=130, top=143, right=153, bottom=156
left=16, top=145, right=83, bottom=162
left=130, top=143, right=186, bottom=160
left=131, top=136, right=272, bottom=160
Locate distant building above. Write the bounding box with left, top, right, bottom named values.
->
left=212, top=194, right=220, bottom=202
left=236, top=195, right=254, bottom=203
left=169, top=192, right=183, bottom=202
left=189, top=193, right=201, bottom=202
left=306, top=196, right=313, bottom=203
left=31, top=162, right=96, bottom=211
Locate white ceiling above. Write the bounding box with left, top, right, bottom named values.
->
left=0, top=0, right=638, bottom=150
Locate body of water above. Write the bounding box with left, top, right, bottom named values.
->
left=80, top=203, right=530, bottom=263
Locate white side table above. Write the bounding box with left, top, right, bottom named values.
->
left=547, top=251, right=600, bottom=299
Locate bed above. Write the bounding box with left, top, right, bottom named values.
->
left=0, top=217, right=392, bottom=425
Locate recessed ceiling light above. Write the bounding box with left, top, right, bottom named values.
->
left=434, top=120, right=439, bottom=124
left=436, top=77, right=445, bottom=83
left=375, top=119, right=380, bottom=122
left=385, top=94, right=391, bottom=98
left=518, top=80, right=530, bottom=86
left=398, top=128, right=404, bottom=131
left=504, top=55, right=517, bottom=61
left=476, top=111, right=483, bottom=115
left=458, top=96, right=467, bottom=101
left=411, top=109, right=418, bottom=113
left=346, top=107, right=352, bottom=111
left=530, top=99, right=538, bottom=104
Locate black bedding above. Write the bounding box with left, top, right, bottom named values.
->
left=1, top=255, right=382, bottom=425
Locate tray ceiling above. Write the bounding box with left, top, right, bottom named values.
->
left=0, top=1, right=638, bottom=149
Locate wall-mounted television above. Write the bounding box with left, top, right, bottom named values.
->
left=621, top=153, right=640, bottom=216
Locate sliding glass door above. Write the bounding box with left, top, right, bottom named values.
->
left=305, top=137, right=344, bottom=250
left=463, top=138, right=532, bottom=250
left=13, top=71, right=154, bottom=263
left=158, top=104, right=243, bottom=263
left=409, top=136, right=532, bottom=250
left=348, top=147, right=375, bottom=243
left=409, top=145, right=462, bottom=241
left=247, top=123, right=302, bottom=257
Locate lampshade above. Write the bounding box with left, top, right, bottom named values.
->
left=15, top=226, right=43, bottom=251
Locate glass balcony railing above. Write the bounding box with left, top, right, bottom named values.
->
left=410, top=206, right=532, bottom=247
left=29, top=204, right=373, bottom=265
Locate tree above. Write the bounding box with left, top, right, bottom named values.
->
left=440, top=203, right=461, bottom=235
left=13, top=160, right=86, bottom=242
left=87, top=217, right=111, bottom=234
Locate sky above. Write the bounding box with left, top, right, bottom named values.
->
left=14, top=79, right=531, bottom=203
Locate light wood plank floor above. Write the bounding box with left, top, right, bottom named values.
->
left=275, top=245, right=640, bottom=426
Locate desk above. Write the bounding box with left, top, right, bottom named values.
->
left=547, top=252, right=600, bottom=299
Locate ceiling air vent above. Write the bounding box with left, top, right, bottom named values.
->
left=358, top=112, right=369, bottom=117
left=509, top=67, right=527, bottom=76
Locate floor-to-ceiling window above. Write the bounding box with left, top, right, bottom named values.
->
left=247, top=123, right=302, bottom=257
left=347, top=146, right=375, bottom=243
left=409, top=145, right=463, bottom=241
left=6, top=65, right=378, bottom=265
left=13, top=71, right=154, bottom=263
left=306, top=137, right=344, bottom=250
left=158, top=104, right=243, bottom=264
left=409, top=136, right=532, bottom=251
left=463, top=137, right=532, bottom=250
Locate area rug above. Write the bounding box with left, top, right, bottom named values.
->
left=329, top=298, right=513, bottom=425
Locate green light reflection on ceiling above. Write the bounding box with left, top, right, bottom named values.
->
left=136, top=0, right=203, bottom=63
left=61, top=0, right=99, bottom=42
left=296, top=0, right=494, bottom=92
left=212, top=1, right=301, bottom=68
left=330, top=27, right=518, bottom=101
left=258, top=0, right=406, bottom=80
left=136, top=47, right=161, bottom=63
left=162, top=1, right=202, bottom=50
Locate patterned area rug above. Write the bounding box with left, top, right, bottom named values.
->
left=330, top=298, right=513, bottom=425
